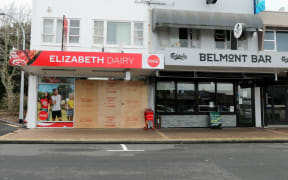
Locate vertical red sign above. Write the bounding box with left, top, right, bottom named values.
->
left=61, top=15, right=68, bottom=51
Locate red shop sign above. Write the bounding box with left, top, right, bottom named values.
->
left=9, top=50, right=143, bottom=69
left=147, top=55, right=160, bottom=67
left=39, top=111, right=49, bottom=121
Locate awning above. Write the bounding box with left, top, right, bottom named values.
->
left=152, top=9, right=263, bottom=31
left=8, top=50, right=165, bottom=76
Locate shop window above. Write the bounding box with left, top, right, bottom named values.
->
left=215, top=30, right=231, bottom=49
left=217, top=83, right=234, bottom=112
left=134, top=22, right=144, bottom=46
left=198, top=82, right=216, bottom=112
left=93, top=21, right=104, bottom=45
left=156, top=81, right=235, bottom=114
left=156, top=81, right=175, bottom=100
left=68, top=20, right=80, bottom=44
left=156, top=81, right=175, bottom=112
left=107, top=22, right=131, bottom=45
left=176, top=82, right=195, bottom=112
left=37, top=77, right=75, bottom=125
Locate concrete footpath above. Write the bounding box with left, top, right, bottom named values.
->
left=2, top=127, right=288, bottom=144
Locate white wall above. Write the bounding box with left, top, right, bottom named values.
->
left=26, top=75, right=38, bottom=128
left=151, top=0, right=254, bottom=14
left=255, top=87, right=262, bottom=128
left=31, top=0, right=149, bottom=53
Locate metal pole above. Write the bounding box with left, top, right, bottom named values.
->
left=0, top=13, right=26, bottom=123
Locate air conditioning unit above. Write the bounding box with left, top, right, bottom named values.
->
left=206, top=0, right=217, bottom=4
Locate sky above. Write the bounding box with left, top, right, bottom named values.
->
left=0, top=0, right=288, bottom=11
left=0, top=0, right=32, bottom=9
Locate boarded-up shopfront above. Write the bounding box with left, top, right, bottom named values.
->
left=9, top=50, right=164, bottom=128
left=75, top=80, right=148, bottom=128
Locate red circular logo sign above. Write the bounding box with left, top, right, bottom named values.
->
left=147, top=55, right=160, bottom=67
left=39, top=111, right=48, bottom=121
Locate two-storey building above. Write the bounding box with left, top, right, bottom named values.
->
left=15, top=0, right=164, bottom=128
left=149, top=0, right=286, bottom=128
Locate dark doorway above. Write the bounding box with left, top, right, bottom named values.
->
left=266, top=86, right=288, bottom=125
left=237, top=84, right=255, bottom=127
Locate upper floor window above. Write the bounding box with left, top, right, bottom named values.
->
left=158, top=28, right=200, bottom=48
left=42, top=18, right=80, bottom=44
left=107, top=22, right=131, bottom=45
left=43, top=19, right=63, bottom=43
left=215, top=30, right=231, bottom=49
left=215, top=30, right=247, bottom=50
left=68, top=20, right=80, bottom=44
left=93, top=21, right=104, bottom=45
left=264, top=30, right=288, bottom=52
left=134, top=22, right=144, bottom=46
left=93, top=21, right=144, bottom=46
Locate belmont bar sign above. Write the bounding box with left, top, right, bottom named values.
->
left=199, top=53, right=272, bottom=64
left=9, top=50, right=164, bottom=70
left=162, top=48, right=288, bottom=68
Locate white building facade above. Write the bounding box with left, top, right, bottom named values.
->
left=19, top=0, right=164, bottom=128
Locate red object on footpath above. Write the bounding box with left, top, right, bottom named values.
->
left=144, top=109, right=155, bottom=130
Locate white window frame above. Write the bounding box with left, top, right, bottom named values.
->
left=42, top=18, right=57, bottom=44
left=92, top=20, right=144, bottom=48
left=157, top=28, right=200, bottom=48
left=67, top=19, right=81, bottom=45
left=264, top=29, right=288, bottom=52
left=263, top=30, right=276, bottom=52
left=106, top=21, right=132, bottom=46
left=133, top=22, right=144, bottom=47
left=93, top=20, right=105, bottom=45
left=215, top=30, right=231, bottom=50
left=42, top=18, right=81, bottom=46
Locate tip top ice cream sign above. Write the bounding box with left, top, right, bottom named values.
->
left=9, top=50, right=164, bottom=70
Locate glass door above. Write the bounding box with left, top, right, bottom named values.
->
left=266, top=86, right=288, bottom=125
left=237, top=84, right=254, bottom=127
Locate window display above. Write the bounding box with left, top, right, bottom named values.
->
left=156, top=80, right=235, bottom=114
left=198, top=82, right=216, bottom=112
left=217, top=83, right=234, bottom=112
left=37, top=77, right=75, bottom=128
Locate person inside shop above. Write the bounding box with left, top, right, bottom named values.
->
left=40, top=92, right=51, bottom=121
left=51, top=88, right=62, bottom=121
left=67, top=93, right=74, bottom=121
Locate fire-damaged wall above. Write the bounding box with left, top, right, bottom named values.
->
left=74, top=80, right=148, bottom=128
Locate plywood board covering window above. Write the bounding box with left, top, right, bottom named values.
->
left=74, top=80, right=148, bottom=128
